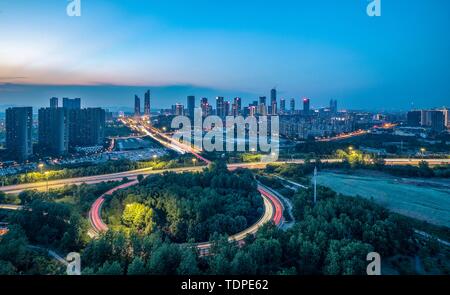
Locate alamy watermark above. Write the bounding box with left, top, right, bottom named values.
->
left=67, top=0, right=81, bottom=17
left=171, top=109, right=279, bottom=162
left=66, top=252, right=81, bottom=275
left=367, top=0, right=381, bottom=17
left=367, top=252, right=381, bottom=275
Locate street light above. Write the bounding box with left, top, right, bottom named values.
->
left=420, top=148, right=426, bottom=159
left=192, top=158, right=197, bottom=166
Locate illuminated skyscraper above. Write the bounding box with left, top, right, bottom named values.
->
left=303, top=98, right=310, bottom=115
left=144, top=90, right=151, bottom=116
left=134, top=95, right=141, bottom=117
left=216, top=96, right=225, bottom=118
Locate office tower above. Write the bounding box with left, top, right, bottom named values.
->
left=201, top=97, right=210, bottom=117
left=68, top=108, right=106, bottom=147
left=330, top=99, right=338, bottom=113
left=175, top=104, right=184, bottom=116
left=441, top=108, right=449, bottom=127
left=429, top=110, right=445, bottom=132
left=187, top=95, right=195, bottom=118
left=407, top=111, right=422, bottom=127
left=50, top=97, right=58, bottom=109
left=216, top=96, right=225, bottom=118
left=290, top=98, right=295, bottom=113
left=63, top=98, right=81, bottom=110
left=232, top=97, right=242, bottom=116
left=258, top=96, right=267, bottom=115
left=280, top=99, right=286, bottom=114
left=303, top=98, right=310, bottom=115
left=144, top=90, right=151, bottom=116
left=249, top=105, right=257, bottom=117
left=270, top=88, right=277, bottom=115
left=5, top=107, right=33, bottom=161
left=224, top=101, right=231, bottom=116
left=38, top=107, right=69, bottom=155
left=134, top=95, right=141, bottom=117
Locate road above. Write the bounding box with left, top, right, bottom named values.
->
left=88, top=178, right=284, bottom=255
left=2, top=158, right=448, bottom=195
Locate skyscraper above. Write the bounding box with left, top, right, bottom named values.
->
left=290, top=98, right=295, bottom=113
left=330, top=99, right=338, bottom=114
left=38, top=108, right=69, bottom=156
left=271, top=88, right=277, bottom=115
left=63, top=98, right=81, bottom=110
left=303, top=98, right=310, bottom=115
left=50, top=97, right=58, bottom=109
left=5, top=107, right=33, bottom=161
left=67, top=108, right=106, bottom=147
left=175, top=104, right=184, bottom=116
left=134, top=95, right=141, bottom=117
left=216, top=96, right=225, bottom=118
left=232, top=97, right=242, bottom=116
left=201, top=97, right=211, bottom=117
left=429, top=110, right=445, bottom=132
left=258, top=96, right=267, bottom=115
left=144, top=90, right=151, bottom=116
left=407, top=111, right=422, bottom=126
left=187, top=95, right=196, bottom=118
left=280, top=99, right=286, bottom=114
left=224, top=101, right=231, bottom=116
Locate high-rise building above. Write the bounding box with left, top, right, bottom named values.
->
left=303, top=98, right=310, bottom=115
left=201, top=97, right=211, bottom=117
left=5, top=107, right=33, bottom=161
left=407, top=111, right=422, bottom=127
left=258, top=96, right=267, bottom=115
left=280, top=99, right=286, bottom=114
left=68, top=108, right=106, bottom=147
left=144, top=90, right=151, bottom=116
left=38, top=108, right=69, bottom=155
left=429, top=110, right=445, bottom=132
left=175, top=104, right=184, bottom=116
left=224, top=101, right=231, bottom=116
left=216, top=96, right=225, bottom=118
left=232, top=97, right=242, bottom=116
left=330, top=99, right=338, bottom=114
left=50, top=97, right=58, bottom=109
left=187, top=95, right=196, bottom=118
left=134, top=95, right=141, bottom=117
left=63, top=98, right=81, bottom=110
left=270, top=88, right=277, bottom=115
left=290, top=98, right=295, bottom=113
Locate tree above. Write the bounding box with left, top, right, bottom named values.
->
left=176, top=249, right=200, bottom=275
left=122, top=203, right=154, bottom=234
left=97, top=261, right=124, bottom=275
left=127, top=257, right=147, bottom=275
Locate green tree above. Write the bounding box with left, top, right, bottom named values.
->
left=122, top=203, right=154, bottom=234
left=127, top=257, right=147, bottom=275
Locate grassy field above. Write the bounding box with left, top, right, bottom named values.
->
left=316, top=171, right=450, bottom=228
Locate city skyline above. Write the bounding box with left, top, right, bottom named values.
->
left=0, top=0, right=450, bottom=110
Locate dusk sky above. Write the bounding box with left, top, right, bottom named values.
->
left=0, top=0, right=449, bottom=110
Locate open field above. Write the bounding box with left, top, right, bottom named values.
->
left=316, top=171, right=450, bottom=228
